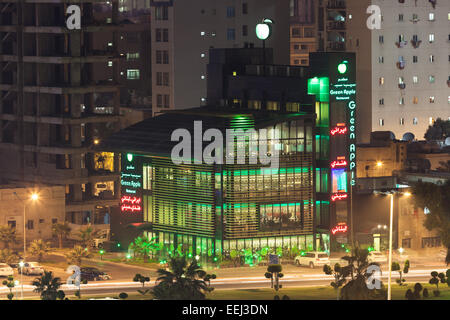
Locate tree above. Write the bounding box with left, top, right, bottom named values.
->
left=0, top=248, right=18, bottom=265
left=413, top=181, right=450, bottom=265
left=265, top=264, right=284, bottom=291
left=339, top=247, right=387, bottom=300
left=405, top=283, right=424, bottom=300
left=0, top=225, right=16, bottom=249
left=323, top=263, right=350, bottom=300
left=133, top=273, right=150, bottom=295
left=129, top=236, right=160, bottom=262
left=28, top=239, right=52, bottom=263
left=32, top=271, right=65, bottom=300
left=429, top=271, right=447, bottom=296
left=65, top=245, right=92, bottom=266
left=392, top=260, right=409, bottom=286
left=78, top=224, right=98, bottom=248
left=2, top=275, right=15, bottom=300
left=52, top=222, right=71, bottom=249
left=152, top=255, right=216, bottom=300
left=424, top=118, right=450, bottom=141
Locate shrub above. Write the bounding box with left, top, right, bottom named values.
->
left=119, top=292, right=128, bottom=300
left=423, top=288, right=429, bottom=298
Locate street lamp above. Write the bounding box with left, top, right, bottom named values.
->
left=18, top=260, right=24, bottom=299
left=374, top=189, right=411, bottom=300
left=13, top=192, right=39, bottom=263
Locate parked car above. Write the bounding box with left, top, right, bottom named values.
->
left=19, top=262, right=44, bottom=276
left=0, top=263, right=14, bottom=277
left=80, top=267, right=111, bottom=281
left=368, top=251, right=387, bottom=264
left=294, top=252, right=330, bottom=268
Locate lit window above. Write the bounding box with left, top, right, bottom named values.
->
left=413, top=96, right=419, bottom=104
left=379, top=77, right=385, bottom=85
left=126, top=69, right=140, bottom=80
left=429, top=13, right=435, bottom=21
left=399, top=97, right=405, bottom=105
left=398, top=77, right=404, bottom=84
left=107, top=42, right=113, bottom=47
left=448, top=96, right=450, bottom=104
left=429, top=55, right=435, bottom=63
left=413, top=118, right=418, bottom=125
left=201, top=53, right=206, bottom=58
left=108, top=61, right=112, bottom=67
left=429, top=117, right=434, bottom=125
left=201, top=75, right=205, bottom=80
left=429, top=75, right=435, bottom=83
left=378, top=56, right=384, bottom=63
left=200, top=31, right=206, bottom=36
left=429, top=96, right=435, bottom=103
left=429, top=33, right=435, bottom=42
left=413, top=76, right=418, bottom=83
left=379, top=119, right=384, bottom=126
left=349, top=14, right=352, bottom=19
left=201, top=98, right=206, bottom=102
left=400, top=118, right=405, bottom=125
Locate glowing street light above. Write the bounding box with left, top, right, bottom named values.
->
left=31, top=193, right=39, bottom=201
left=376, top=161, right=383, bottom=167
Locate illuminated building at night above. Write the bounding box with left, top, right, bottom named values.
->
left=101, top=48, right=357, bottom=256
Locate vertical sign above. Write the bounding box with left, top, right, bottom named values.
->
left=120, top=153, right=143, bottom=213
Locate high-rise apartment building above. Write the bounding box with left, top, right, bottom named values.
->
left=290, top=0, right=347, bottom=66
left=150, top=0, right=290, bottom=116
left=347, top=0, right=449, bottom=142
left=0, top=1, right=123, bottom=227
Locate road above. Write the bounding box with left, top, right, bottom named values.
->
left=2, top=264, right=446, bottom=299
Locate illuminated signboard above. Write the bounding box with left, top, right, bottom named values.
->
left=331, top=193, right=348, bottom=202
left=330, top=124, right=347, bottom=136
left=331, top=223, right=348, bottom=235
left=121, top=153, right=143, bottom=213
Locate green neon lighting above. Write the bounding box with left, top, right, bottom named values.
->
left=127, top=153, right=133, bottom=162
left=338, top=61, right=348, bottom=74
left=308, top=77, right=329, bottom=102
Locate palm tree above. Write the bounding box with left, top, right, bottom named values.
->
left=0, top=248, right=18, bottom=265
left=0, top=225, right=16, bottom=249
left=152, top=255, right=216, bottom=300
left=32, top=271, right=65, bottom=300
left=65, top=245, right=92, bottom=266
left=52, top=222, right=71, bottom=249
left=28, top=239, right=52, bottom=263
left=129, top=236, right=160, bottom=262
left=78, top=224, right=98, bottom=248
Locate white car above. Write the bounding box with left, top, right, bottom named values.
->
left=0, top=263, right=14, bottom=277
left=294, top=252, right=330, bottom=268
left=368, top=251, right=387, bottom=264
left=20, top=262, right=44, bottom=276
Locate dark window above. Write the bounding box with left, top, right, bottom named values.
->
left=421, top=237, right=441, bottom=248
left=402, top=238, right=411, bottom=248
left=52, top=218, right=58, bottom=224
left=155, top=28, right=161, bottom=42
left=164, top=95, right=170, bottom=108
left=7, top=221, right=16, bottom=229
left=226, top=6, right=235, bottom=17
left=163, top=50, right=169, bottom=64
left=155, top=6, right=168, bottom=20
left=242, top=3, right=248, bottom=14
left=227, top=28, right=235, bottom=40
left=27, top=220, right=34, bottom=230
left=163, top=29, right=169, bottom=42
left=242, top=25, right=248, bottom=36
left=39, top=219, right=44, bottom=224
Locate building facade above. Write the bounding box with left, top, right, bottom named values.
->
left=346, top=0, right=450, bottom=141
left=0, top=1, right=122, bottom=228
left=150, top=0, right=290, bottom=116
left=0, top=185, right=65, bottom=246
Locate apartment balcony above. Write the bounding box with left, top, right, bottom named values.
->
left=395, top=41, right=408, bottom=48
left=396, top=61, right=405, bottom=70
left=398, top=83, right=406, bottom=90
left=327, top=21, right=346, bottom=31
left=411, top=39, right=422, bottom=49
left=327, top=41, right=346, bottom=51
left=327, top=1, right=346, bottom=9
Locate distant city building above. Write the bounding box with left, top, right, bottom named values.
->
left=150, top=0, right=291, bottom=116
left=0, top=185, right=65, bottom=245
left=346, top=0, right=450, bottom=142
left=0, top=1, right=123, bottom=229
